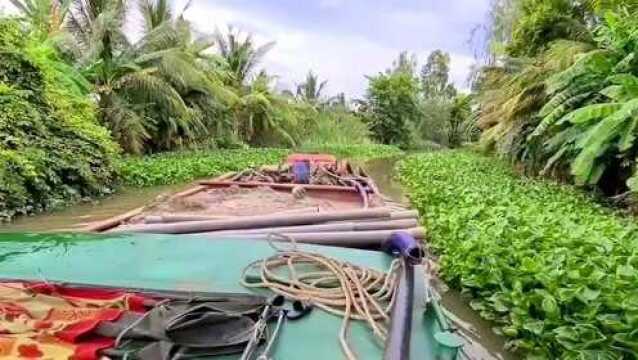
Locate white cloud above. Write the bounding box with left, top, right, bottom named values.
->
left=0, top=2, right=18, bottom=15
left=181, top=1, right=478, bottom=98
left=448, top=54, right=475, bottom=92
left=318, top=0, right=346, bottom=10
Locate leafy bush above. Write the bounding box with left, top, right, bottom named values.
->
left=528, top=11, right=638, bottom=194
left=296, top=144, right=403, bottom=160
left=297, top=108, right=373, bottom=147
left=399, top=150, right=638, bottom=358
left=0, top=19, right=118, bottom=221
left=475, top=5, right=638, bottom=198
left=362, top=71, right=421, bottom=148
left=118, top=149, right=290, bottom=187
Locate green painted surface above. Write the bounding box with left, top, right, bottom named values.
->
left=0, top=233, right=445, bottom=359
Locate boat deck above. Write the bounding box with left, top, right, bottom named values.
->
left=0, top=233, right=443, bottom=359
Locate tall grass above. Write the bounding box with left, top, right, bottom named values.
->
left=297, top=109, right=372, bottom=147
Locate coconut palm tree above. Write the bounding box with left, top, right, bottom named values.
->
left=134, top=0, right=242, bottom=150
left=9, top=0, right=71, bottom=37
left=214, top=26, right=275, bottom=87
left=62, top=0, right=198, bottom=153
left=296, top=71, right=328, bottom=105
left=60, top=0, right=242, bottom=153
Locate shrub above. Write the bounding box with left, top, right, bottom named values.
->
left=297, top=144, right=403, bottom=161
left=297, top=109, right=373, bottom=147
left=399, top=150, right=638, bottom=358
left=0, top=19, right=118, bottom=221
left=363, top=71, right=421, bottom=148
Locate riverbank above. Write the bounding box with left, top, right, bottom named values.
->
left=398, top=150, right=638, bottom=358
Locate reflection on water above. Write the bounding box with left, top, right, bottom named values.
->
left=0, top=183, right=191, bottom=232
left=362, top=156, right=516, bottom=360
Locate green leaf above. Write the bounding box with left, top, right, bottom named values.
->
left=577, top=286, right=601, bottom=303
left=558, top=103, right=623, bottom=125
left=542, top=294, right=560, bottom=319
left=571, top=99, right=638, bottom=184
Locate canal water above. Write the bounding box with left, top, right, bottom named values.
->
left=0, top=183, right=192, bottom=233
left=0, top=156, right=516, bottom=359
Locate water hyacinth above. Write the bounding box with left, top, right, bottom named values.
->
left=118, top=149, right=290, bottom=187
left=398, top=150, right=638, bottom=359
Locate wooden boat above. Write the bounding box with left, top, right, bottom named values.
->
left=84, top=153, right=425, bottom=251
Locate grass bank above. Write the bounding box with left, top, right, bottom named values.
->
left=398, top=150, right=638, bottom=358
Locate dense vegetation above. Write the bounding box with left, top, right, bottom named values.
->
left=474, top=0, right=638, bottom=199
left=3, top=0, right=383, bottom=155
left=399, top=151, right=638, bottom=358
left=296, top=144, right=403, bottom=161
left=359, top=51, right=476, bottom=150
left=0, top=0, right=407, bottom=220
left=0, top=19, right=118, bottom=221
left=118, top=148, right=289, bottom=187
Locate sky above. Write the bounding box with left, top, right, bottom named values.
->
left=1, top=0, right=492, bottom=98
left=175, top=0, right=491, bottom=97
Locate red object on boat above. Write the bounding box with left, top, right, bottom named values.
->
left=0, top=282, right=151, bottom=360
left=286, top=153, right=336, bottom=165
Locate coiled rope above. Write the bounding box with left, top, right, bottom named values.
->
left=240, top=235, right=401, bottom=360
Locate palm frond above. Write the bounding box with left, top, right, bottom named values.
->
left=116, top=69, right=189, bottom=118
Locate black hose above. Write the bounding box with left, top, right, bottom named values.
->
left=384, top=258, right=416, bottom=360
left=383, top=232, right=424, bottom=360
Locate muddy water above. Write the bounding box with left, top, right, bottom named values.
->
left=362, top=156, right=516, bottom=360
left=0, top=183, right=192, bottom=232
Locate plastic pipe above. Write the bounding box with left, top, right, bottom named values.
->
left=390, top=210, right=419, bottom=220
left=111, top=208, right=392, bottom=234
left=201, top=219, right=419, bottom=236
left=143, top=207, right=321, bottom=224
left=144, top=214, right=231, bottom=224
left=382, top=231, right=425, bottom=261
left=383, top=233, right=425, bottom=359
left=200, top=227, right=426, bottom=249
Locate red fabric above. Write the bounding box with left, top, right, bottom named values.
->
left=56, top=308, right=123, bottom=343
left=73, top=337, right=115, bottom=360
left=27, top=282, right=148, bottom=312
left=0, top=282, right=157, bottom=360
left=126, top=294, right=148, bottom=312
left=17, top=343, right=44, bottom=357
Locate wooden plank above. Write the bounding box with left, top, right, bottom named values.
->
left=83, top=206, right=145, bottom=232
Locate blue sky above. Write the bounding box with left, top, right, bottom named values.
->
left=0, top=0, right=492, bottom=97
left=176, top=0, right=491, bottom=97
